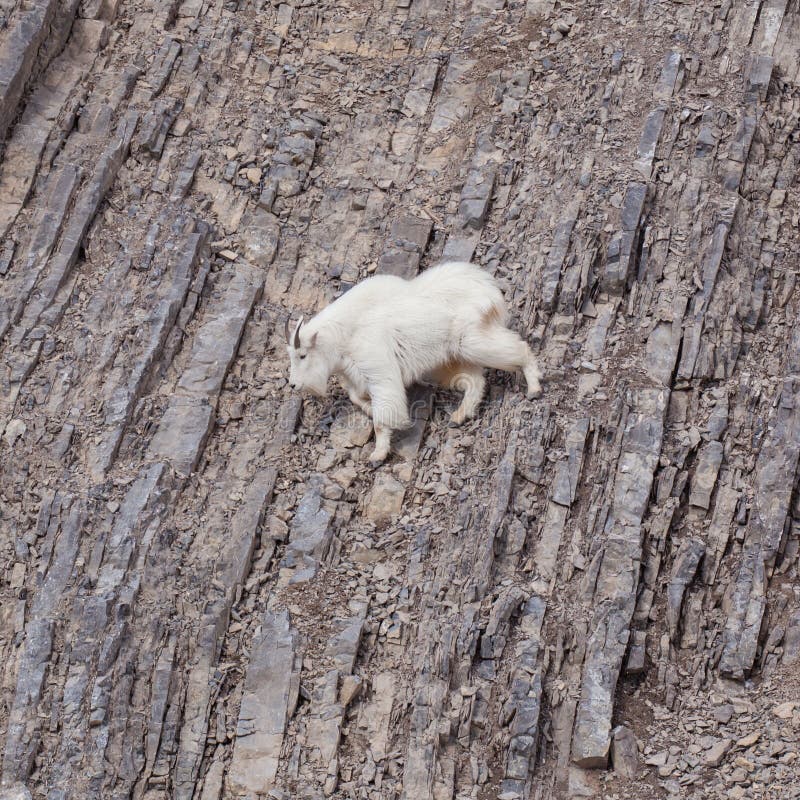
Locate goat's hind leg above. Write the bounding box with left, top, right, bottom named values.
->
left=432, top=363, right=486, bottom=425
left=461, top=325, right=542, bottom=398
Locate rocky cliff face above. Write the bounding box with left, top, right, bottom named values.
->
left=1, top=1, right=800, bottom=799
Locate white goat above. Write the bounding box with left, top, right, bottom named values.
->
left=286, top=261, right=542, bottom=462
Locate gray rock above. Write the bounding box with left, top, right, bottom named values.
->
left=227, top=610, right=299, bottom=796
left=458, top=167, right=495, bottom=231
left=149, top=397, right=215, bottom=476
left=666, top=537, right=705, bottom=640
left=0, top=784, right=33, bottom=800
left=572, top=389, right=667, bottom=766
left=688, top=440, right=724, bottom=510
left=602, top=182, right=647, bottom=294
left=286, top=476, right=333, bottom=561
left=240, top=207, right=280, bottom=267
left=542, top=214, right=577, bottom=311
left=378, top=214, right=432, bottom=279
left=703, top=738, right=732, bottom=767
left=611, top=725, right=639, bottom=778
left=634, top=107, right=666, bottom=177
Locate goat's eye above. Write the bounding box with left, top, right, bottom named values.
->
left=299, top=354, right=306, bottom=360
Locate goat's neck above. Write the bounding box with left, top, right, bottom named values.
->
left=316, top=319, right=349, bottom=374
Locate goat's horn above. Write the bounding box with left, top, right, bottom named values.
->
left=284, top=315, right=292, bottom=344
left=293, top=316, right=304, bottom=349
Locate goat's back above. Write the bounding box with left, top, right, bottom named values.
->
left=411, top=261, right=506, bottom=323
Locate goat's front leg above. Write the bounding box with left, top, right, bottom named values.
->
left=348, top=388, right=372, bottom=417
left=339, top=374, right=372, bottom=416
left=368, top=382, right=410, bottom=463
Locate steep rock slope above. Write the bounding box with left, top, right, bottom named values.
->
left=1, top=1, right=800, bottom=799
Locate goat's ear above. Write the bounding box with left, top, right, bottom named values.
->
left=309, top=332, right=318, bottom=348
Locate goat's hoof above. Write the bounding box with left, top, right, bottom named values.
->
left=527, top=386, right=543, bottom=400
left=450, top=409, right=472, bottom=426
left=368, top=448, right=389, bottom=463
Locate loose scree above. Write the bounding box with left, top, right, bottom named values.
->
left=286, top=261, right=542, bottom=462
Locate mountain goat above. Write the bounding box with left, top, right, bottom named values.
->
left=286, top=261, right=542, bottom=462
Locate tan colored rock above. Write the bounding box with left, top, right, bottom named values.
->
left=339, top=675, right=362, bottom=707
left=773, top=701, right=797, bottom=719
left=736, top=731, right=761, bottom=747
left=3, top=419, right=26, bottom=446
left=9, top=563, right=25, bottom=589
left=703, top=738, right=732, bottom=767
left=364, top=475, right=405, bottom=524
left=330, top=411, right=373, bottom=449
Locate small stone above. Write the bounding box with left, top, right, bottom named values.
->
left=611, top=725, right=639, bottom=778
left=729, top=767, right=748, bottom=783
left=662, top=780, right=681, bottom=796
left=351, top=546, right=382, bottom=564
left=703, top=738, right=732, bottom=767
left=320, top=479, right=343, bottom=500
left=331, top=465, right=357, bottom=489
left=3, top=419, right=26, bottom=447
left=386, top=624, right=401, bottom=639
left=316, top=449, right=339, bottom=471
left=364, top=475, right=405, bottom=524
left=340, top=674, right=362, bottom=707
left=577, top=372, right=602, bottom=399
left=258, top=181, right=277, bottom=210
left=9, top=563, right=25, bottom=589
left=245, top=167, right=262, bottom=183
left=736, top=731, right=760, bottom=748
left=218, top=249, right=238, bottom=261
left=645, top=750, right=669, bottom=767
left=330, top=411, right=373, bottom=448
left=373, top=563, right=395, bottom=581
left=266, top=516, right=289, bottom=542
left=772, top=701, right=796, bottom=719
left=713, top=704, right=734, bottom=724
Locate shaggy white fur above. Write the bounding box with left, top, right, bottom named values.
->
left=287, top=261, right=542, bottom=462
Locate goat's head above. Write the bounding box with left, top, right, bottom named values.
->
left=286, top=315, right=327, bottom=396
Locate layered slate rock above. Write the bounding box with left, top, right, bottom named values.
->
left=0, top=1, right=799, bottom=800
left=226, top=610, right=299, bottom=797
